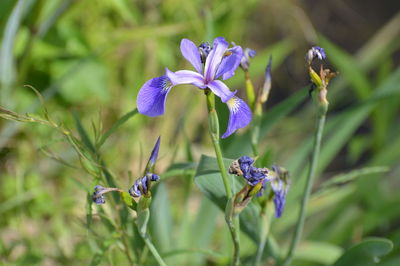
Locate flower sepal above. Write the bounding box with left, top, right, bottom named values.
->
left=120, top=191, right=137, bottom=211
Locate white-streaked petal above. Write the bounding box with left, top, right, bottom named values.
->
left=207, top=80, right=236, bottom=103
left=221, top=97, right=252, bottom=138
left=204, top=37, right=229, bottom=82
left=166, top=68, right=205, bottom=88
left=137, top=76, right=173, bottom=117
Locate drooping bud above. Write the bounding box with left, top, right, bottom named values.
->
left=260, top=56, right=272, bottom=103
left=306, top=46, right=326, bottom=65
left=269, top=165, right=290, bottom=218
left=240, top=48, right=256, bottom=71
left=92, top=186, right=122, bottom=205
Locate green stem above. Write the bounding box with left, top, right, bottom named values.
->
left=205, top=91, right=232, bottom=198
left=142, top=235, right=168, bottom=266
left=205, top=91, right=240, bottom=265
left=254, top=200, right=273, bottom=266
left=281, top=109, right=327, bottom=266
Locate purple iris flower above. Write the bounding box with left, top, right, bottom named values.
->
left=137, top=37, right=252, bottom=138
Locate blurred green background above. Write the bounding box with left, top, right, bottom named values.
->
left=1, top=0, right=400, bottom=265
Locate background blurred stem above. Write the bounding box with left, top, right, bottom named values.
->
left=282, top=106, right=327, bottom=266
left=205, top=90, right=240, bottom=266
left=254, top=199, right=274, bottom=266
left=250, top=102, right=262, bottom=157
left=142, top=235, right=167, bottom=266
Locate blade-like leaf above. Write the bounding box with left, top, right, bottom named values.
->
left=332, top=238, right=393, bottom=266
left=97, top=108, right=138, bottom=149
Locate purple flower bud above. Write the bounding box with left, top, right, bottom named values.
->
left=199, top=42, right=212, bottom=63
left=260, top=56, right=272, bottom=103
left=129, top=173, right=160, bottom=198
left=306, top=46, right=326, bottom=64
left=146, top=136, right=161, bottom=172
left=129, top=180, right=142, bottom=197
left=240, top=48, right=256, bottom=71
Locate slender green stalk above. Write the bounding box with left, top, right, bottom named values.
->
left=254, top=200, right=273, bottom=266
left=281, top=109, right=327, bottom=266
left=205, top=91, right=233, bottom=198
left=142, top=235, right=168, bottom=266
left=205, top=90, right=240, bottom=266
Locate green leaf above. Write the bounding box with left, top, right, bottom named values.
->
left=318, top=166, right=389, bottom=192
left=120, top=191, right=137, bottom=210
left=320, top=36, right=372, bottom=100
left=161, top=162, right=197, bottom=180
left=97, top=108, right=138, bottom=149
left=149, top=183, right=173, bottom=253
left=294, top=241, right=342, bottom=265
left=0, top=0, right=32, bottom=102
left=188, top=197, right=220, bottom=265
left=194, top=155, right=262, bottom=242
left=73, top=112, right=96, bottom=153
left=223, top=87, right=307, bottom=158
left=332, top=238, right=393, bottom=266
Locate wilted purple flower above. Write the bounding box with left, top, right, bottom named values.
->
left=229, top=157, right=289, bottom=217
left=92, top=185, right=123, bottom=205
left=237, top=156, right=269, bottom=187
left=306, top=46, right=326, bottom=64
left=137, top=37, right=252, bottom=138
left=92, top=185, right=106, bottom=205
left=270, top=165, right=289, bottom=218
left=240, top=48, right=256, bottom=71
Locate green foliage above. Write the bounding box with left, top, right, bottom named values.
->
left=332, top=238, right=393, bottom=266
left=1, top=0, right=399, bottom=265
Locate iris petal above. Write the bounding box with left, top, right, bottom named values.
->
left=180, top=39, right=203, bottom=74
left=222, top=97, right=252, bottom=138
left=216, top=45, right=243, bottom=80
left=166, top=68, right=205, bottom=88
left=273, top=191, right=286, bottom=218
left=207, top=80, right=236, bottom=103
left=204, top=37, right=229, bottom=82
left=137, top=76, right=172, bottom=117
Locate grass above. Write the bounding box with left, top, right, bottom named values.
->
left=1, top=1, right=399, bottom=265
